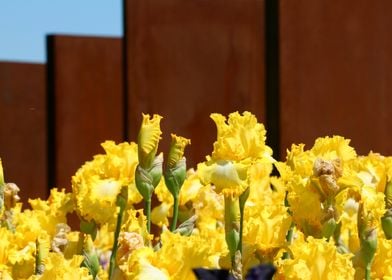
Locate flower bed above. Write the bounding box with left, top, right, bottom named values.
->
left=0, top=111, right=390, bottom=279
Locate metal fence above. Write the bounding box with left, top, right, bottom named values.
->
left=1, top=0, right=391, bottom=204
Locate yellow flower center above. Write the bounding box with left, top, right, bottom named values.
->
left=93, top=180, right=122, bottom=200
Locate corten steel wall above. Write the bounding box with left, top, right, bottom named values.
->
left=125, top=0, right=266, bottom=167
left=279, top=1, right=392, bottom=159
left=47, top=35, right=124, bottom=191
left=4, top=1, right=392, bottom=200
left=0, top=62, right=47, bottom=204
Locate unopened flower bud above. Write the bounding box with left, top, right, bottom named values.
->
left=149, top=153, right=163, bottom=188
left=357, top=202, right=377, bottom=267
left=165, top=134, right=190, bottom=198
left=137, top=114, right=162, bottom=169
left=135, top=154, right=163, bottom=200
left=166, top=134, right=191, bottom=169
left=135, top=166, right=154, bottom=200
left=165, top=158, right=186, bottom=198
left=82, top=235, right=100, bottom=279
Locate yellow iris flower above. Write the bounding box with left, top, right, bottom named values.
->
left=72, top=141, right=142, bottom=226
left=198, top=111, right=273, bottom=198
left=278, top=136, right=360, bottom=236
left=5, top=111, right=392, bottom=279
left=276, top=235, right=355, bottom=280
left=31, top=253, right=91, bottom=280
left=371, top=237, right=392, bottom=279
left=119, top=246, right=170, bottom=280
left=210, top=112, right=273, bottom=162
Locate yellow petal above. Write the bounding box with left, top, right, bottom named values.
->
left=198, top=160, right=248, bottom=197
left=210, top=112, right=273, bottom=162
left=138, top=114, right=163, bottom=168
left=167, top=134, right=191, bottom=168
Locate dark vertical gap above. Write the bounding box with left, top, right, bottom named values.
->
left=122, top=0, right=129, bottom=141
left=265, top=0, right=281, bottom=161
left=46, top=35, right=56, bottom=189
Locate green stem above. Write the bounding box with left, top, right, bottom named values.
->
left=224, top=196, right=240, bottom=268
left=0, top=187, right=4, bottom=214
left=170, top=195, right=179, bottom=232
left=109, top=202, right=126, bottom=279
left=365, top=263, right=371, bottom=280
left=283, top=191, right=294, bottom=259
left=238, top=199, right=245, bottom=254
left=145, top=198, right=151, bottom=234
left=35, top=239, right=43, bottom=275
left=238, top=187, right=249, bottom=256
left=282, top=223, right=294, bottom=259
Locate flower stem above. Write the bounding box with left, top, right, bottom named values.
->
left=238, top=187, right=249, bottom=255
left=283, top=191, right=294, bottom=259
left=145, top=198, right=152, bottom=233
left=224, top=196, right=240, bottom=268
left=238, top=200, right=245, bottom=254
left=282, top=223, right=294, bottom=259
left=109, top=200, right=126, bottom=279
left=365, top=263, right=371, bottom=280
left=170, top=195, right=179, bottom=232
left=35, top=239, right=44, bottom=275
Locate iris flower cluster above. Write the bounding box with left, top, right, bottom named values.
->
left=0, top=112, right=391, bottom=280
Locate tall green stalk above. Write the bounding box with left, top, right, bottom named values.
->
left=109, top=187, right=127, bottom=279
left=282, top=223, right=294, bottom=260
left=282, top=190, right=294, bottom=259
left=224, top=196, right=240, bottom=267
left=35, top=239, right=44, bottom=275
left=170, top=195, right=180, bottom=232
left=135, top=156, right=163, bottom=234
left=365, top=264, right=371, bottom=280
left=145, top=198, right=152, bottom=233
left=165, top=135, right=190, bottom=232
left=238, top=187, right=249, bottom=254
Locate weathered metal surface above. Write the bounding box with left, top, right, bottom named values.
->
left=125, top=0, right=266, bottom=166
left=0, top=62, right=47, bottom=204
left=47, top=35, right=124, bottom=190
left=279, top=0, right=392, bottom=158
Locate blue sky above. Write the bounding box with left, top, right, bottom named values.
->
left=0, top=0, right=122, bottom=63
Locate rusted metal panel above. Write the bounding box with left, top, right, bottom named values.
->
left=0, top=62, right=47, bottom=204
left=47, top=35, right=124, bottom=190
left=125, top=0, right=266, bottom=166
left=279, top=1, right=392, bottom=158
